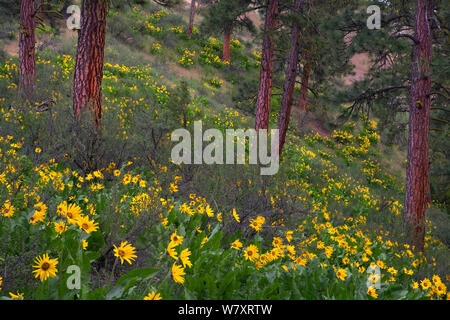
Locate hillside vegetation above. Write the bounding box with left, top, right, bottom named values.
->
left=0, top=2, right=448, bottom=300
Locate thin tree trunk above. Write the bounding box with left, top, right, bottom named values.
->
left=223, top=27, right=232, bottom=62
left=19, top=0, right=36, bottom=98
left=255, top=0, right=278, bottom=130
left=403, top=0, right=433, bottom=252
left=298, top=57, right=311, bottom=111
left=187, top=0, right=196, bottom=39
left=277, top=0, right=303, bottom=154
left=73, top=0, right=108, bottom=126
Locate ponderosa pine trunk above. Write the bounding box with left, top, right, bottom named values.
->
left=298, top=57, right=311, bottom=111
left=19, top=0, right=36, bottom=98
left=187, top=0, right=196, bottom=39
left=277, top=0, right=303, bottom=154
left=255, top=0, right=278, bottom=130
left=403, top=0, right=433, bottom=251
left=223, top=27, right=232, bottom=63
left=73, top=0, right=107, bottom=126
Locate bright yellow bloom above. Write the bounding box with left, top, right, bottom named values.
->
left=113, top=241, right=137, bottom=265
left=231, top=239, right=243, bottom=250
left=144, top=291, right=162, bottom=300
left=420, top=278, right=432, bottom=290
left=32, top=253, right=58, bottom=281
left=76, top=215, right=99, bottom=234
left=432, top=275, right=442, bottom=285
left=201, top=236, right=208, bottom=247
left=272, top=237, right=283, bottom=248
left=30, top=202, right=47, bottom=225
left=93, top=170, right=103, bottom=179
left=205, top=205, right=214, bottom=217
left=171, top=263, right=186, bottom=284
left=324, top=246, right=333, bottom=259
left=249, top=217, right=264, bottom=232
left=232, top=209, right=240, bottom=223
left=9, top=292, right=24, bottom=300
left=57, top=201, right=68, bottom=216
left=65, top=203, right=82, bottom=225
left=54, top=221, right=67, bottom=234
left=167, top=241, right=178, bottom=260
left=1, top=200, right=15, bottom=218
left=169, top=183, right=178, bottom=193
left=170, top=231, right=184, bottom=246
left=29, top=210, right=46, bottom=225
left=244, top=244, right=259, bottom=262
left=367, top=286, right=378, bottom=299
left=180, top=248, right=192, bottom=268
left=335, top=268, right=347, bottom=281
left=122, top=174, right=132, bottom=185
left=285, top=230, right=293, bottom=243
left=294, top=257, right=307, bottom=266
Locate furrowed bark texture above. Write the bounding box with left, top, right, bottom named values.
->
left=403, top=0, right=433, bottom=251
left=277, top=0, right=303, bottom=154
left=188, top=0, right=196, bottom=39
left=223, top=27, right=232, bottom=62
left=19, top=0, right=36, bottom=97
left=73, top=0, right=107, bottom=126
left=255, top=0, right=278, bottom=130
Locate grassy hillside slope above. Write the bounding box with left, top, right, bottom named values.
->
left=0, top=3, right=448, bottom=300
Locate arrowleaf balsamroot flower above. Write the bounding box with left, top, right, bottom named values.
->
left=1, top=200, right=15, bottom=218
left=244, top=244, right=259, bottom=262
left=180, top=248, right=192, bottom=268
left=205, top=204, right=214, bottom=217
left=231, top=239, right=243, bottom=250
left=29, top=202, right=47, bottom=225
left=9, top=292, right=24, bottom=300
left=144, top=291, right=162, bottom=300
left=113, top=241, right=137, bottom=265
left=249, top=216, right=265, bottom=232
left=171, top=263, right=186, bottom=284
left=65, top=203, right=82, bottom=225
left=32, top=254, right=58, bottom=281
left=232, top=209, right=240, bottom=223
left=367, top=286, right=378, bottom=299
left=335, top=268, right=347, bottom=281
left=420, top=278, right=432, bottom=290
left=167, top=241, right=178, bottom=260
left=76, top=215, right=99, bottom=234
left=170, top=231, right=183, bottom=246
left=54, top=221, right=67, bottom=234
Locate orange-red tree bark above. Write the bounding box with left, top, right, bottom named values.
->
left=187, top=0, right=196, bottom=39
left=223, top=27, right=232, bottom=62
left=255, top=0, right=278, bottom=130
left=19, top=0, right=36, bottom=97
left=73, top=0, right=108, bottom=126
left=403, top=0, right=433, bottom=251
left=277, top=0, right=303, bottom=154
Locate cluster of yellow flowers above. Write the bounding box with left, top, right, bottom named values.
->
left=151, top=42, right=162, bottom=53
left=178, top=49, right=196, bottom=67
left=166, top=231, right=192, bottom=284
left=169, top=26, right=184, bottom=34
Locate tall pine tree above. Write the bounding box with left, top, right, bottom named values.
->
left=72, top=0, right=108, bottom=126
